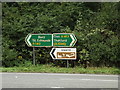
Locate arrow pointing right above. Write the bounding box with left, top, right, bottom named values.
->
left=70, top=34, right=77, bottom=47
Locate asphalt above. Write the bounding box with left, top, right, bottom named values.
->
left=1, top=73, right=118, bottom=88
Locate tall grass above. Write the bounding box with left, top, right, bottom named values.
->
left=1, top=64, right=120, bottom=74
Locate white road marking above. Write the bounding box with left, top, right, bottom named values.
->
left=15, top=76, right=18, bottom=78
left=47, top=73, right=118, bottom=77
left=51, top=87, right=64, bottom=88
left=80, top=79, right=117, bottom=82
left=1, top=73, right=118, bottom=77
left=60, top=78, right=118, bottom=82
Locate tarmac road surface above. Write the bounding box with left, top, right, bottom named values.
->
left=1, top=73, right=118, bottom=88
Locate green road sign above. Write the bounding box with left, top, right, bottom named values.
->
left=25, top=33, right=77, bottom=47
left=25, top=34, right=52, bottom=47
left=53, top=33, right=77, bottom=47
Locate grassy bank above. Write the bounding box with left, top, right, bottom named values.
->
left=0, top=64, right=120, bottom=75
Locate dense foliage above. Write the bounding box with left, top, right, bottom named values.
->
left=2, top=2, right=120, bottom=67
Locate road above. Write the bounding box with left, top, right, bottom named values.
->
left=1, top=73, right=118, bottom=88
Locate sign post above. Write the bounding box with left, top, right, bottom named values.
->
left=25, top=33, right=77, bottom=66
left=33, top=47, right=35, bottom=65
left=67, top=60, right=69, bottom=68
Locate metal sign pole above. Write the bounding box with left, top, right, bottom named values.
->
left=33, top=47, right=35, bottom=65
left=67, top=60, right=69, bottom=68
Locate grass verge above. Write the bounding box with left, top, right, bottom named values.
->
left=0, top=64, right=120, bottom=75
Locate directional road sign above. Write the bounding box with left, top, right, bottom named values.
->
left=25, top=33, right=77, bottom=47
left=25, top=34, right=52, bottom=47
left=53, top=33, right=77, bottom=47
left=50, top=48, right=76, bottom=60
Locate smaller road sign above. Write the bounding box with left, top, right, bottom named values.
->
left=50, top=48, right=76, bottom=60
left=25, top=34, right=52, bottom=47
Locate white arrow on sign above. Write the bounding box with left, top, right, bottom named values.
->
left=71, top=33, right=77, bottom=47
left=70, top=34, right=76, bottom=47
left=50, top=48, right=76, bottom=60
left=25, top=34, right=32, bottom=46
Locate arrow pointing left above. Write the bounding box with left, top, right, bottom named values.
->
left=25, top=34, right=32, bottom=47
left=50, top=48, right=56, bottom=59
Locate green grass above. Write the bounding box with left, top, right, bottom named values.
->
left=0, top=64, right=120, bottom=75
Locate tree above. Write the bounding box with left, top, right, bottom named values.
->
left=2, top=2, right=120, bottom=67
